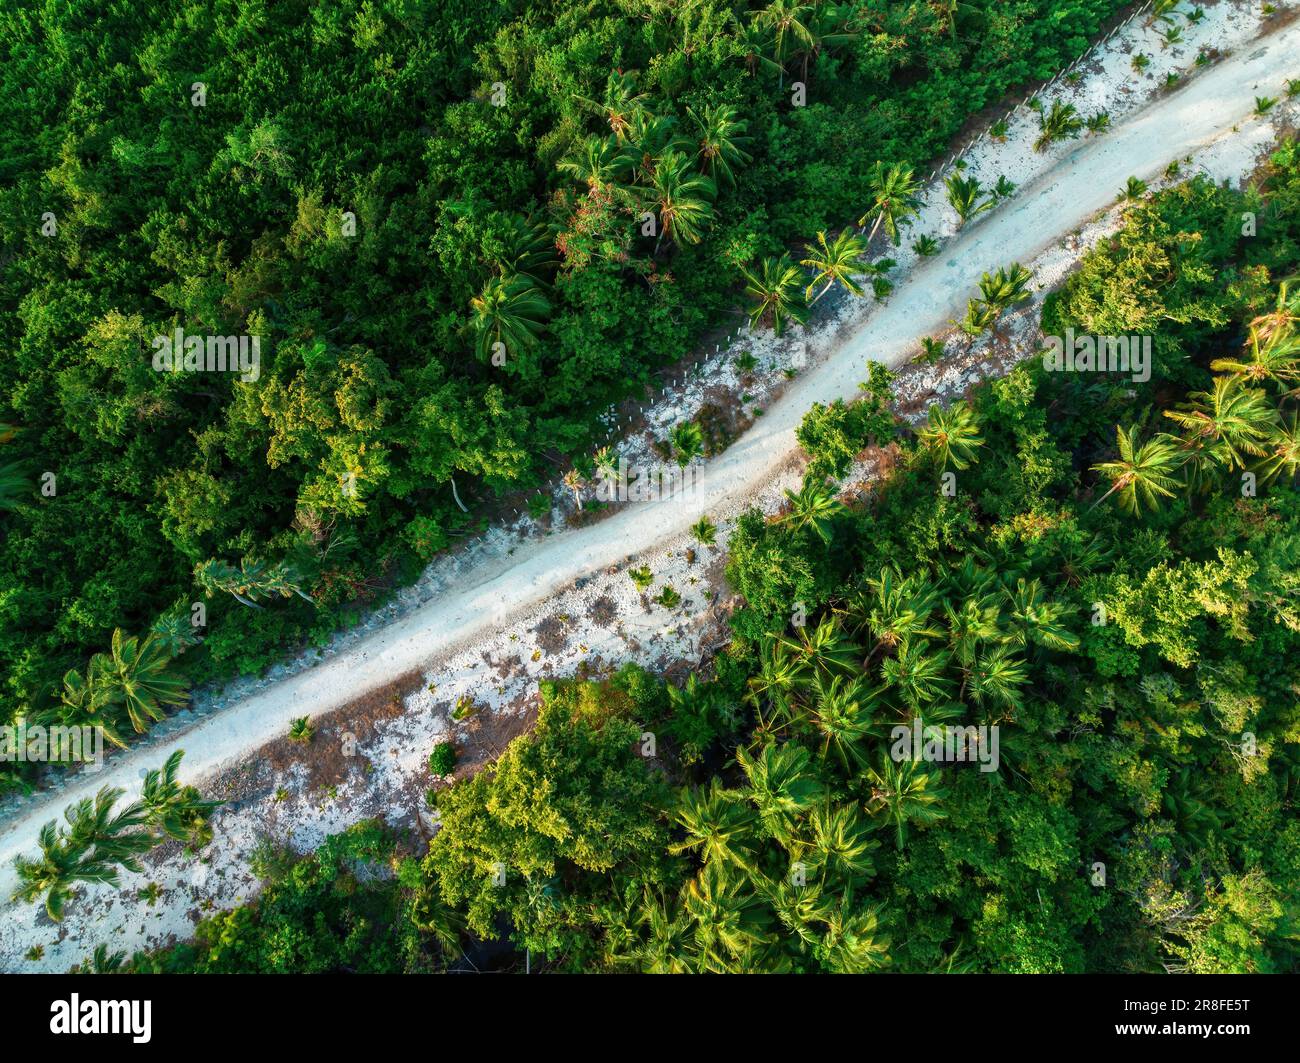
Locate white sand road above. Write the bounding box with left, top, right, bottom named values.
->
left=1, top=6, right=1297, bottom=944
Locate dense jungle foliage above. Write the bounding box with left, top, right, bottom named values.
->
left=125, top=146, right=1300, bottom=973
left=0, top=0, right=1127, bottom=794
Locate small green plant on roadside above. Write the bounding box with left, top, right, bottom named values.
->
left=1086, top=111, right=1110, bottom=134
left=690, top=516, right=717, bottom=545
left=989, top=118, right=1008, bottom=141
left=669, top=421, right=705, bottom=467
left=655, top=585, right=682, bottom=608
left=592, top=445, right=618, bottom=478
left=912, top=234, right=939, bottom=256
left=1121, top=176, right=1148, bottom=201
left=1034, top=100, right=1083, bottom=152
left=289, top=717, right=314, bottom=744
left=1132, top=53, right=1150, bottom=72
left=451, top=696, right=479, bottom=721
left=26, top=945, right=44, bottom=962
left=1255, top=96, right=1278, bottom=116
left=527, top=493, right=551, bottom=520
left=919, top=337, right=946, bottom=364
left=992, top=176, right=1016, bottom=200
left=429, top=741, right=457, bottom=776
left=629, top=565, right=653, bottom=591
left=138, top=882, right=162, bottom=906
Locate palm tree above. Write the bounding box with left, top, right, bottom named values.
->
left=736, top=741, right=826, bottom=841
left=750, top=0, right=816, bottom=89
left=689, top=515, right=717, bottom=545
left=410, top=876, right=468, bottom=961
left=1211, top=310, right=1300, bottom=388
left=1034, top=99, right=1084, bottom=151
left=800, top=1, right=860, bottom=82
left=862, top=755, right=948, bottom=847
left=622, top=111, right=690, bottom=183
left=150, top=607, right=203, bottom=658
left=740, top=255, right=809, bottom=336
left=944, top=173, right=994, bottom=226
left=777, top=479, right=845, bottom=543
left=808, top=804, right=878, bottom=882
left=762, top=875, right=834, bottom=949
left=916, top=399, right=984, bottom=471
left=468, top=274, right=551, bottom=361
left=736, top=20, right=784, bottom=78
left=880, top=638, right=953, bottom=709
left=775, top=617, right=861, bottom=679
left=74, top=944, right=129, bottom=974
left=99, top=628, right=190, bottom=735
left=11, top=787, right=153, bottom=921
left=1121, top=175, right=1148, bottom=201
left=851, top=566, right=943, bottom=653
left=573, top=70, right=648, bottom=140
left=633, top=893, right=697, bottom=973
left=978, top=262, right=1033, bottom=313
left=808, top=673, right=878, bottom=771
left=1242, top=277, right=1300, bottom=350
left=746, top=638, right=807, bottom=728
left=194, top=557, right=314, bottom=607
left=669, top=779, right=760, bottom=872
left=562, top=468, right=585, bottom=510
left=1257, top=411, right=1300, bottom=485
left=491, top=215, right=558, bottom=281
left=801, top=229, right=869, bottom=302
left=959, top=297, right=999, bottom=337
left=965, top=643, right=1028, bottom=715
left=942, top=593, right=1003, bottom=667
left=821, top=894, right=891, bottom=972
left=557, top=134, right=629, bottom=191
left=140, top=751, right=221, bottom=846
left=669, top=421, right=705, bottom=466
left=33, top=665, right=130, bottom=753
left=1091, top=425, right=1183, bottom=515
left=685, top=103, right=752, bottom=186
left=681, top=862, right=775, bottom=971
left=1163, top=377, right=1277, bottom=473
left=1000, top=577, right=1080, bottom=652
left=640, top=149, right=715, bottom=251
left=858, top=162, right=922, bottom=244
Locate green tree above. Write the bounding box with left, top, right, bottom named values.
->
left=685, top=104, right=752, bottom=187
left=801, top=229, right=869, bottom=303
left=916, top=400, right=985, bottom=471
left=140, top=751, right=221, bottom=847
left=468, top=274, right=552, bottom=361
left=740, top=256, right=809, bottom=336
left=1090, top=426, right=1183, bottom=515
left=11, top=787, right=153, bottom=921
left=862, top=755, right=948, bottom=847
left=858, top=162, right=922, bottom=244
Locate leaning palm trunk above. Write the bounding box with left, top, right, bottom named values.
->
left=449, top=474, right=468, bottom=512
